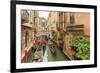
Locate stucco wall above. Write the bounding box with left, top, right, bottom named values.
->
left=75, top=13, right=90, bottom=36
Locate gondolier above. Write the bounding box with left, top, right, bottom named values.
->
left=41, top=36, right=46, bottom=56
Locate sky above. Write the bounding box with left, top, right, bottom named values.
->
left=39, top=11, right=50, bottom=20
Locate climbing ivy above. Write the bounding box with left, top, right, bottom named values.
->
left=72, top=36, right=90, bottom=60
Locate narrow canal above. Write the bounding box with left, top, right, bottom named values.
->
left=27, top=44, right=69, bottom=62
left=47, top=45, right=69, bottom=61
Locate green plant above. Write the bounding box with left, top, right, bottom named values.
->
left=72, top=36, right=90, bottom=60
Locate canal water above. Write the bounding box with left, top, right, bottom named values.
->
left=47, top=45, right=69, bottom=61
left=26, top=43, right=69, bottom=63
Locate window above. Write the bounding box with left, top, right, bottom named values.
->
left=25, top=31, right=29, bottom=47
left=70, top=12, right=75, bottom=24
left=21, top=10, right=29, bottom=24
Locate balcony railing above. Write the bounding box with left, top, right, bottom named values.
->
left=55, top=21, right=84, bottom=35
left=66, top=24, right=84, bottom=36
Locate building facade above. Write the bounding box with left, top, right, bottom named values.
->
left=63, top=12, right=90, bottom=60
left=21, top=10, right=39, bottom=56
left=47, top=12, right=59, bottom=38
left=47, top=11, right=90, bottom=60
left=37, top=17, right=47, bottom=36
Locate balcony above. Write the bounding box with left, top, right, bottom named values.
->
left=66, top=24, right=84, bottom=36
left=22, top=23, right=32, bottom=28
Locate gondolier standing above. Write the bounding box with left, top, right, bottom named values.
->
left=41, top=36, right=46, bottom=56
